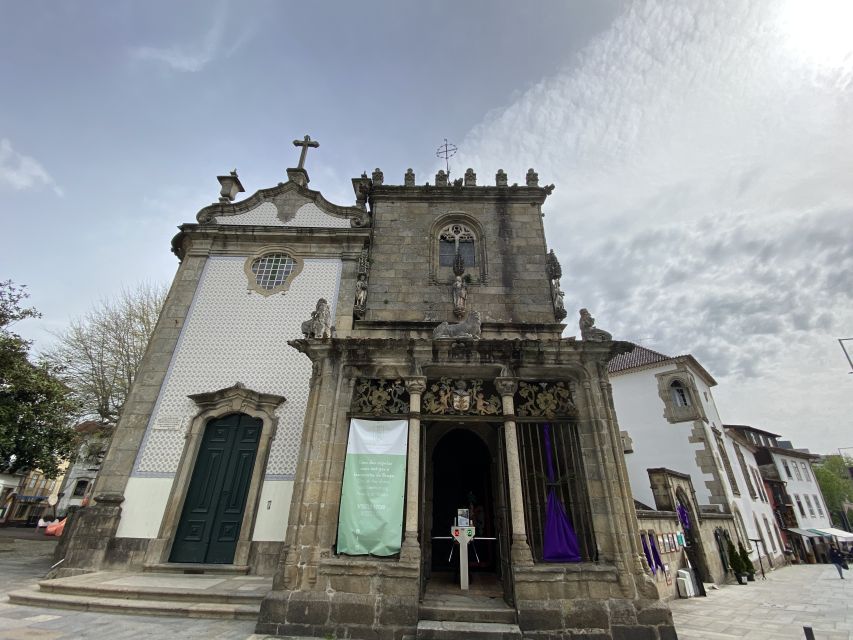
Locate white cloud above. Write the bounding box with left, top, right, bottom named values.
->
left=0, top=138, right=62, bottom=196
left=456, top=0, right=853, bottom=452
left=130, top=2, right=248, bottom=73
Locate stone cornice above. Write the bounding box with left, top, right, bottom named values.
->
left=195, top=180, right=368, bottom=225
left=171, top=224, right=371, bottom=260
left=368, top=184, right=553, bottom=205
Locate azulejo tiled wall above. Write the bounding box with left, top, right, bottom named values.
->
left=215, top=202, right=351, bottom=228
left=133, top=256, right=342, bottom=479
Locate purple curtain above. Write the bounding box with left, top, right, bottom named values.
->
left=642, top=534, right=656, bottom=574
left=649, top=534, right=663, bottom=571
left=542, top=424, right=581, bottom=562
left=677, top=503, right=691, bottom=531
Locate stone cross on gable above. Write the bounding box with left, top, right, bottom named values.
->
left=292, top=135, right=320, bottom=170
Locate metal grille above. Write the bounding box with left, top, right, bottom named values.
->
left=250, top=253, right=295, bottom=290
left=517, top=421, right=595, bottom=562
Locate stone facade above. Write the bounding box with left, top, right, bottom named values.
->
left=58, top=161, right=676, bottom=639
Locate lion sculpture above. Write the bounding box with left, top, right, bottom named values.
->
left=433, top=310, right=481, bottom=340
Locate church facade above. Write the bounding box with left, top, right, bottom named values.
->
left=58, top=144, right=677, bottom=639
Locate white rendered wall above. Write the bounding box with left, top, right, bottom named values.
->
left=610, top=363, right=715, bottom=508
left=119, top=256, right=342, bottom=539
left=116, top=477, right=174, bottom=538
left=252, top=480, right=294, bottom=541
left=215, top=202, right=351, bottom=228
left=774, top=454, right=832, bottom=529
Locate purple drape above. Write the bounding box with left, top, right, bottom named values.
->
left=642, top=535, right=656, bottom=574
left=649, top=534, right=663, bottom=571
left=677, top=504, right=691, bottom=531
left=542, top=424, right=581, bottom=562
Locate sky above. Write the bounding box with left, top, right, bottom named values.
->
left=1, top=0, right=851, bottom=454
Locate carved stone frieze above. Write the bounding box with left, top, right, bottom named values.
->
left=433, top=311, right=481, bottom=340
left=301, top=298, right=332, bottom=338
left=515, top=381, right=578, bottom=418
left=422, top=378, right=501, bottom=416
left=350, top=378, right=409, bottom=415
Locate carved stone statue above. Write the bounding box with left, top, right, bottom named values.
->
left=553, top=288, right=567, bottom=321
left=302, top=298, right=332, bottom=338
left=579, top=308, right=611, bottom=342
left=433, top=311, right=481, bottom=340
left=452, top=275, right=467, bottom=318
left=354, top=274, right=368, bottom=316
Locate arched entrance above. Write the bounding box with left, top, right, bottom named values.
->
left=422, top=424, right=509, bottom=597
left=170, top=413, right=262, bottom=564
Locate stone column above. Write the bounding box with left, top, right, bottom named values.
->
left=401, top=376, right=426, bottom=562
left=495, top=377, right=533, bottom=566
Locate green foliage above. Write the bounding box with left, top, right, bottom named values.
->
left=0, top=281, right=77, bottom=476
left=814, top=456, right=853, bottom=527
left=738, top=542, right=754, bottom=575
left=727, top=539, right=746, bottom=574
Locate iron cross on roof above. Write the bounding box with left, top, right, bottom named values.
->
left=292, top=135, right=320, bottom=170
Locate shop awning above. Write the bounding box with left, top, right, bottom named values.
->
left=786, top=527, right=824, bottom=538
left=809, top=527, right=853, bottom=540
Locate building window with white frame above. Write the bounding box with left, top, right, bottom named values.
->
left=793, top=462, right=802, bottom=481
left=782, top=459, right=793, bottom=479
left=800, top=462, right=810, bottom=481
left=794, top=494, right=806, bottom=517
left=803, top=494, right=815, bottom=517
left=813, top=494, right=824, bottom=517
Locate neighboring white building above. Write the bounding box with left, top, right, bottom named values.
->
left=609, top=345, right=780, bottom=571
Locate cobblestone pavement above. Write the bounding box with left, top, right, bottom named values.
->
left=1, top=536, right=850, bottom=639
left=670, top=563, right=852, bottom=640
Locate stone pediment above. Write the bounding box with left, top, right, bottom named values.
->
left=196, top=179, right=369, bottom=228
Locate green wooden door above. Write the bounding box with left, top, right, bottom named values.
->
left=170, top=414, right=262, bottom=564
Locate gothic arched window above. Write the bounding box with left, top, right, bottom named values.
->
left=438, top=223, right=476, bottom=268
left=670, top=380, right=691, bottom=407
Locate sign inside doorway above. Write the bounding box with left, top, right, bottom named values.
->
left=337, top=419, right=408, bottom=556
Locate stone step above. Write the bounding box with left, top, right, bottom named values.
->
left=37, top=578, right=266, bottom=605
left=419, top=602, right=516, bottom=624
left=142, top=562, right=250, bottom=575
left=7, top=585, right=260, bottom=620
left=417, top=620, right=522, bottom=640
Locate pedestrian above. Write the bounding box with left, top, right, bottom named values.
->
left=829, top=546, right=846, bottom=579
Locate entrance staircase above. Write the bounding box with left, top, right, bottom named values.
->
left=417, top=575, right=521, bottom=640
left=7, top=566, right=271, bottom=620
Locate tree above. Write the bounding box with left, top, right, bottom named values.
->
left=43, top=282, right=166, bottom=425
left=814, top=456, right=853, bottom=528
left=0, top=281, right=77, bottom=476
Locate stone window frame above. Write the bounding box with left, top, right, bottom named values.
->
left=713, top=430, right=739, bottom=496
left=149, top=383, right=285, bottom=567
left=72, top=479, right=90, bottom=497
left=655, top=368, right=705, bottom=423
left=244, top=245, right=305, bottom=297
left=428, top=212, right=489, bottom=285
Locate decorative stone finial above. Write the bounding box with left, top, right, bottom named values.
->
left=435, top=170, right=448, bottom=187
left=404, top=168, right=415, bottom=186
left=372, top=168, right=384, bottom=186
left=433, top=311, right=481, bottom=340
left=301, top=299, right=332, bottom=339
left=526, top=168, right=539, bottom=187
left=464, top=168, right=476, bottom=187
left=217, top=169, right=244, bottom=203
left=495, top=169, right=508, bottom=187
left=579, top=308, right=612, bottom=342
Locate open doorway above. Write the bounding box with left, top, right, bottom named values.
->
left=424, top=425, right=508, bottom=597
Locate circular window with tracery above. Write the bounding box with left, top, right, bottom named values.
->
left=251, top=253, right=296, bottom=290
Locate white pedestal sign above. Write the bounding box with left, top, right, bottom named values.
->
left=451, top=526, right=476, bottom=590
